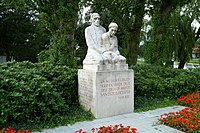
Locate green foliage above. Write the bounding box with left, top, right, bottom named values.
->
left=36, top=0, right=79, bottom=66
left=0, top=0, right=49, bottom=62
left=134, top=97, right=178, bottom=112
left=132, top=64, right=200, bottom=100
left=0, top=61, right=93, bottom=130
left=133, top=64, right=200, bottom=111
left=74, top=23, right=89, bottom=66
left=143, top=0, right=196, bottom=67
left=1, top=61, right=200, bottom=129
left=189, top=60, right=200, bottom=64
left=169, top=10, right=196, bottom=69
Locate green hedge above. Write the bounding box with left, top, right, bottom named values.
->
left=0, top=61, right=79, bottom=128
left=1, top=61, right=200, bottom=129
left=132, top=64, right=200, bottom=100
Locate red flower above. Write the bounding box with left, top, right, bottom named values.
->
left=131, top=128, right=137, bottom=133
left=76, top=124, right=137, bottom=133
left=0, top=128, right=31, bottom=133
left=160, top=92, right=200, bottom=133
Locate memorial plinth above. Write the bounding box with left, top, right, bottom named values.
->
left=78, top=64, right=134, bottom=118
left=80, top=15, right=134, bottom=118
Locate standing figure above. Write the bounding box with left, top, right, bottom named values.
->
left=83, top=13, right=106, bottom=65
left=101, top=22, right=126, bottom=64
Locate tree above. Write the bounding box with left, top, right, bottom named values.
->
left=0, top=0, right=46, bottom=62
left=36, top=0, right=79, bottom=67
left=0, top=0, right=49, bottom=62
left=195, top=27, right=200, bottom=41
left=128, top=0, right=145, bottom=65
left=172, top=15, right=195, bottom=69
left=170, top=1, right=199, bottom=69
left=144, top=0, right=192, bottom=65
left=74, top=22, right=89, bottom=66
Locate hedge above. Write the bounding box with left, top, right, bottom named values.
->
left=132, top=64, right=200, bottom=99
left=0, top=61, right=78, bottom=128
left=1, top=61, right=200, bottom=129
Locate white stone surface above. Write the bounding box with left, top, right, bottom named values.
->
left=83, top=64, right=128, bottom=71
left=101, top=22, right=126, bottom=64
left=83, top=14, right=126, bottom=65
left=78, top=69, right=134, bottom=118
left=80, top=13, right=133, bottom=119
left=83, top=13, right=106, bottom=65
left=32, top=106, right=185, bottom=133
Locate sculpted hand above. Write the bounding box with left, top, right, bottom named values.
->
left=101, top=50, right=106, bottom=54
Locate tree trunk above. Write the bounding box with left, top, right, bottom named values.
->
left=63, top=1, right=79, bottom=66
left=195, top=27, right=200, bottom=41
left=128, top=0, right=145, bottom=65
left=178, top=60, right=186, bottom=69
left=5, top=50, right=10, bottom=61
left=151, top=0, right=174, bottom=64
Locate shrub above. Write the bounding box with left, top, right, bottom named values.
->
left=0, top=61, right=79, bottom=128
left=132, top=64, right=200, bottom=100
left=1, top=62, right=200, bottom=129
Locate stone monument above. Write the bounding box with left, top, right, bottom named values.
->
left=78, top=13, right=134, bottom=118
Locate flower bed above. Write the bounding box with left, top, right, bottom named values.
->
left=159, top=92, right=200, bottom=133
left=74, top=124, right=137, bottom=133
left=177, top=92, right=200, bottom=109
left=0, top=128, right=31, bottom=133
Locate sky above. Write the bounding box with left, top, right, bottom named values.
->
left=191, top=19, right=200, bottom=33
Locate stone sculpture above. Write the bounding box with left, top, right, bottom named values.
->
left=83, top=13, right=106, bottom=65
left=79, top=15, right=133, bottom=119
left=101, top=22, right=126, bottom=64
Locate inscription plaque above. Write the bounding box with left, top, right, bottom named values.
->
left=78, top=69, right=134, bottom=118
left=100, top=77, right=131, bottom=98
left=78, top=71, right=95, bottom=110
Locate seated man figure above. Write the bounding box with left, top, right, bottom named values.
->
left=101, top=22, right=126, bottom=64
left=83, top=13, right=106, bottom=65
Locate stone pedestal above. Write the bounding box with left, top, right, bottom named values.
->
left=78, top=64, right=134, bottom=118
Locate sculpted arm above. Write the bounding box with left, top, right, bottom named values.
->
left=114, top=37, right=120, bottom=55
left=101, top=33, right=112, bottom=53
left=109, top=42, right=115, bottom=51
left=85, top=28, right=102, bottom=53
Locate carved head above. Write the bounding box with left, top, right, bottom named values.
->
left=108, top=22, right=118, bottom=37
left=90, top=13, right=100, bottom=26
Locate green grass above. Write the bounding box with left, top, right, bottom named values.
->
left=188, top=59, right=200, bottom=64
left=136, top=60, right=146, bottom=64
left=134, top=97, right=178, bottom=112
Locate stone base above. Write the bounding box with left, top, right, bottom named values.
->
left=78, top=69, right=134, bottom=118
left=83, top=64, right=128, bottom=71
